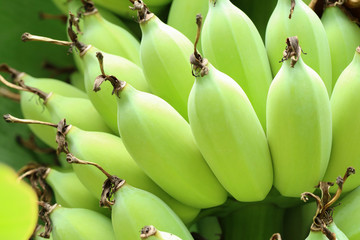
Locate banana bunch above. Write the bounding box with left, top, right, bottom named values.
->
left=1, top=0, right=360, bottom=239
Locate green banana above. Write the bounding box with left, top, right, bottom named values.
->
left=3, top=113, right=200, bottom=224
left=105, top=179, right=193, bottom=240
left=69, top=70, right=85, bottom=92
left=0, top=164, right=38, bottom=240
left=0, top=76, right=113, bottom=136
left=266, top=37, right=332, bottom=197
left=65, top=126, right=200, bottom=224
left=265, top=0, right=332, bottom=95
left=41, top=204, right=116, bottom=240
left=140, top=225, right=183, bottom=240
left=188, top=16, right=273, bottom=202
left=21, top=31, right=150, bottom=134
left=201, top=0, right=273, bottom=129
left=0, top=65, right=86, bottom=148
left=45, top=167, right=109, bottom=215
left=231, top=0, right=278, bottom=39
left=322, top=47, right=360, bottom=193
left=94, top=53, right=227, bottom=209
left=167, top=0, right=209, bottom=51
left=333, top=186, right=360, bottom=240
left=305, top=222, right=349, bottom=240
left=219, top=203, right=285, bottom=240
left=321, top=3, right=360, bottom=88
left=74, top=0, right=141, bottom=65
left=65, top=157, right=194, bottom=240
left=132, top=1, right=195, bottom=120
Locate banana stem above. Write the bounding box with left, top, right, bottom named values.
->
left=323, top=167, right=355, bottom=211
left=93, top=52, right=126, bottom=96
left=66, top=153, right=113, bottom=179
left=0, top=87, right=20, bottom=102
left=21, top=32, right=72, bottom=46
left=190, top=14, right=209, bottom=77
left=0, top=74, right=28, bottom=92
left=66, top=152, right=125, bottom=208
left=3, top=114, right=58, bottom=128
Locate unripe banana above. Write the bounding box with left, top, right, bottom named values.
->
left=20, top=31, right=150, bottom=134
left=46, top=204, right=116, bottom=240
left=188, top=17, right=273, bottom=201
left=322, top=47, right=360, bottom=193
left=76, top=1, right=141, bottom=65
left=201, top=0, right=273, bottom=129
left=65, top=126, right=200, bottom=224
left=69, top=70, right=85, bottom=92
left=321, top=4, right=360, bottom=88
left=0, top=164, right=38, bottom=240
left=266, top=37, right=332, bottom=197
left=305, top=222, right=348, bottom=240
left=109, top=181, right=193, bottom=240
left=167, top=0, right=209, bottom=50
left=266, top=0, right=332, bottom=95
left=0, top=66, right=86, bottom=148
left=333, top=186, right=360, bottom=240
left=133, top=1, right=195, bottom=120
left=231, top=0, right=278, bottom=39
left=45, top=167, right=109, bottom=215
left=141, top=225, right=183, bottom=240
left=93, top=54, right=227, bottom=208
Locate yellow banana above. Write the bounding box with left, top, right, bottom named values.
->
left=266, top=37, right=332, bottom=197
left=201, top=0, right=272, bottom=129
left=266, top=0, right=332, bottom=95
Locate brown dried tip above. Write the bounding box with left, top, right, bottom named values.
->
left=38, top=202, right=58, bottom=238
left=270, top=233, right=282, bottom=240
left=301, top=167, right=355, bottom=238
left=56, top=119, right=71, bottom=155
left=21, top=32, right=31, bottom=42
left=81, top=0, right=97, bottom=13
left=129, top=0, right=153, bottom=23
left=93, top=52, right=126, bottom=96
left=140, top=225, right=157, bottom=239
left=65, top=152, right=125, bottom=208
left=280, top=36, right=302, bottom=67
left=190, top=14, right=209, bottom=77
left=289, top=0, right=295, bottom=19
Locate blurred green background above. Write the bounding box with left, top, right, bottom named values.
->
left=0, top=0, right=73, bottom=170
